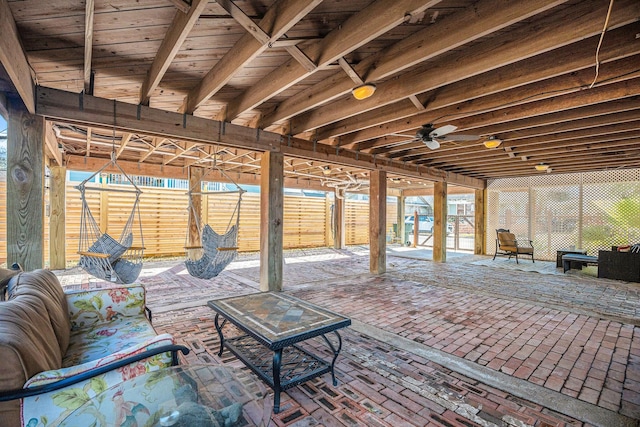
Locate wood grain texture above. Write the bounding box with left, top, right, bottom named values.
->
left=369, top=170, right=386, bottom=274
left=7, top=99, right=44, bottom=269
left=260, top=151, right=284, bottom=291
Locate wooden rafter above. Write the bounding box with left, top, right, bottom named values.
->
left=139, top=137, right=166, bottom=162
left=0, top=0, right=35, bottom=113
left=289, top=0, right=638, bottom=134
left=45, top=121, right=63, bottom=167
left=140, top=0, right=208, bottom=106
left=260, top=0, right=566, bottom=128
left=167, top=0, right=191, bottom=14
left=116, top=133, right=132, bottom=159
left=85, top=127, right=92, bottom=156
left=180, top=0, right=321, bottom=114
left=321, top=19, right=640, bottom=145
left=83, top=0, right=94, bottom=94
left=226, top=0, right=442, bottom=121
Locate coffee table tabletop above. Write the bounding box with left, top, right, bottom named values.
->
left=59, top=364, right=271, bottom=427
left=208, top=292, right=351, bottom=350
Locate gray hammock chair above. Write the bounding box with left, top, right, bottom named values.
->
left=76, top=153, right=145, bottom=284
left=185, top=167, right=245, bottom=280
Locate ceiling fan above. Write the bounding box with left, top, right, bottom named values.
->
left=393, top=124, right=480, bottom=150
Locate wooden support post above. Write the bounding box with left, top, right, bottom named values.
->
left=474, top=189, right=486, bottom=255
left=260, top=151, right=284, bottom=292
left=396, top=194, right=405, bottom=245
left=7, top=98, right=45, bottom=270
left=99, top=180, right=109, bottom=234
left=324, top=193, right=332, bottom=247
left=49, top=166, right=66, bottom=269
left=369, top=170, right=386, bottom=274
left=433, top=181, right=447, bottom=263
left=188, top=167, right=204, bottom=248
left=333, top=191, right=345, bottom=249
left=412, top=209, right=418, bottom=248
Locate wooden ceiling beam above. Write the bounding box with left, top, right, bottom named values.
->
left=422, top=133, right=640, bottom=168
left=37, top=86, right=484, bottom=189
left=394, top=78, right=640, bottom=161
left=167, top=0, right=191, bottom=14
left=226, top=0, right=442, bottom=120
left=291, top=0, right=639, bottom=135
left=0, top=0, right=35, bottom=113
left=457, top=96, right=640, bottom=141
left=139, top=137, right=165, bottom=162
left=139, top=0, right=208, bottom=106
left=180, top=0, right=321, bottom=114
left=261, top=0, right=565, bottom=128
left=116, top=133, right=132, bottom=159
left=335, top=29, right=640, bottom=147
left=85, top=127, right=92, bottom=156
left=440, top=140, right=640, bottom=175
left=83, top=0, right=94, bottom=94
left=45, top=121, right=63, bottom=167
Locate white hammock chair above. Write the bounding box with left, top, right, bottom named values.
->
left=185, top=167, right=245, bottom=280
left=76, top=153, right=145, bottom=284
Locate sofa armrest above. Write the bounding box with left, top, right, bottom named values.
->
left=0, top=344, right=190, bottom=402
left=66, top=285, right=147, bottom=330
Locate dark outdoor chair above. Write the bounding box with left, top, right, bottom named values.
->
left=493, top=228, right=534, bottom=263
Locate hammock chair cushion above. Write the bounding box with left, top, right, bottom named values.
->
left=84, top=233, right=133, bottom=263
left=111, top=258, right=144, bottom=285
left=185, top=252, right=234, bottom=280
left=201, top=224, right=238, bottom=256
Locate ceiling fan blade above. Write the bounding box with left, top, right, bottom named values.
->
left=431, top=124, right=457, bottom=137
left=425, top=139, right=440, bottom=150
left=438, top=134, right=479, bottom=141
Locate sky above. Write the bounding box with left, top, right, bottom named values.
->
left=0, top=115, right=5, bottom=132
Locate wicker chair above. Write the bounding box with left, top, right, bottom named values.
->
left=493, top=228, right=534, bottom=263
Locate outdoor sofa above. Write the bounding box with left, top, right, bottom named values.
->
left=0, top=268, right=188, bottom=426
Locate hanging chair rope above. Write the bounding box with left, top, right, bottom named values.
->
left=184, top=165, right=245, bottom=279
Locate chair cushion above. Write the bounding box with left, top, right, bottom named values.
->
left=498, top=232, right=517, bottom=247
left=516, top=247, right=534, bottom=254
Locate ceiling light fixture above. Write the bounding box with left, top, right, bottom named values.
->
left=483, top=136, right=502, bottom=149
left=535, top=163, right=549, bottom=171
left=351, top=83, right=376, bottom=100
left=322, top=166, right=331, bottom=176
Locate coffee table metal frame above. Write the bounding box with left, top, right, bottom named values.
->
left=208, top=292, right=351, bottom=413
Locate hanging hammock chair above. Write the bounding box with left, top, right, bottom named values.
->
left=184, top=166, right=245, bottom=280
left=76, top=153, right=145, bottom=284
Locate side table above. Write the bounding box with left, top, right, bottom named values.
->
left=556, top=248, right=587, bottom=268
left=60, top=364, right=270, bottom=426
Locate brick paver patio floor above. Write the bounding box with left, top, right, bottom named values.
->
left=56, top=246, right=640, bottom=426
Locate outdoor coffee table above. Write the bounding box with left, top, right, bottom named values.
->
left=208, top=292, right=351, bottom=413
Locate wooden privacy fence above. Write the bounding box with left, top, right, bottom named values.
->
left=0, top=172, right=398, bottom=265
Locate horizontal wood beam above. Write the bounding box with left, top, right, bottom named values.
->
left=341, top=29, right=640, bottom=148
left=180, top=0, right=320, bottom=114
left=140, top=0, right=208, bottom=106
left=36, top=87, right=486, bottom=189
left=261, top=0, right=565, bottom=127
left=65, top=154, right=331, bottom=192
left=227, top=0, right=442, bottom=120
left=0, top=0, right=35, bottom=113
left=291, top=0, right=639, bottom=134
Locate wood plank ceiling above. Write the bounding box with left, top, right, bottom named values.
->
left=3, top=0, right=640, bottom=191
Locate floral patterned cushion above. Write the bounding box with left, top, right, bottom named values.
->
left=66, top=285, right=146, bottom=331
left=15, top=284, right=177, bottom=427
left=22, top=343, right=174, bottom=427
left=63, top=317, right=160, bottom=367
